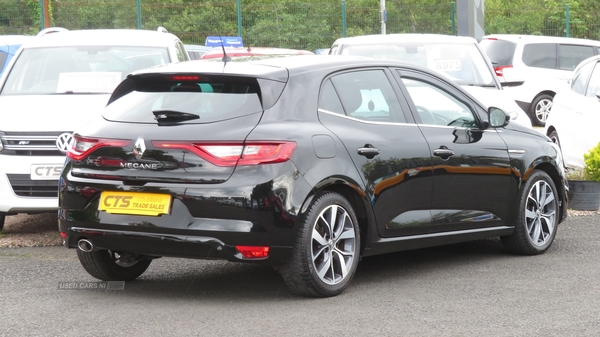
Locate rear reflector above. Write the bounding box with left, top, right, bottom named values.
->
left=236, top=246, right=270, bottom=259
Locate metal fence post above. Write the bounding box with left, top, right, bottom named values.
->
left=565, top=4, right=570, bottom=37
left=237, top=0, right=242, bottom=37
left=451, top=2, right=456, bottom=35
left=39, top=0, right=45, bottom=30
left=136, top=0, right=141, bottom=30
left=342, top=0, right=346, bottom=37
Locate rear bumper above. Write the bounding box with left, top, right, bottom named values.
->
left=62, top=225, right=293, bottom=264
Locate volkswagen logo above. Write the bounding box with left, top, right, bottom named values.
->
left=56, top=133, right=73, bottom=153
left=133, top=138, right=146, bottom=160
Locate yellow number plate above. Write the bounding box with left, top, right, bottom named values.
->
left=99, top=191, right=171, bottom=216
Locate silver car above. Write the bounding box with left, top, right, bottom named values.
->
left=329, top=33, right=532, bottom=129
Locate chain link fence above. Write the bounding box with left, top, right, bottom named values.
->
left=2, top=0, right=599, bottom=50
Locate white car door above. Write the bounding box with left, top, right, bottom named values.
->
left=558, top=60, right=600, bottom=167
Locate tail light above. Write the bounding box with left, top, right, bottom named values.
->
left=152, top=141, right=296, bottom=167
left=494, top=65, right=513, bottom=77
left=236, top=246, right=270, bottom=259
left=67, top=135, right=131, bottom=161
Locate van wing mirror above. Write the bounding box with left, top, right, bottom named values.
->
left=500, top=80, right=525, bottom=87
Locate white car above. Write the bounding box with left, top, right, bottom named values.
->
left=480, top=34, right=600, bottom=126
left=0, top=28, right=189, bottom=230
left=328, top=33, right=532, bottom=129
left=544, top=55, right=600, bottom=168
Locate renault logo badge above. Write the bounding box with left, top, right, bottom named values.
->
left=133, top=138, right=146, bottom=160
left=56, top=133, right=73, bottom=153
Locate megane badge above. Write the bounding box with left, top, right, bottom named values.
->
left=133, top=138, right=146, bottom=160
left=56, top=133, right=73, bottom=153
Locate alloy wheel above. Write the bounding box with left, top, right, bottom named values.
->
left=311, top=204, right=357, bottom=285
left=534, top=98, right=552, bottom=124
left=525, top=180, right=557, bottom=247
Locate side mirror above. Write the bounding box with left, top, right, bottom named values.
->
left=488, top=107, right=510, bottom=128
left=500, top=81, right=525, bottom=87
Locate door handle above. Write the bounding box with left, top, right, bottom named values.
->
left=433, top=146, right=454, bottom=160
left=357, top=144, right=380, bottom=159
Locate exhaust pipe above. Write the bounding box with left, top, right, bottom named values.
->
left=77, top=239, right=94, bottom=253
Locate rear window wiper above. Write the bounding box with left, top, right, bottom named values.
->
left=152, top=110, right=200, bottom=125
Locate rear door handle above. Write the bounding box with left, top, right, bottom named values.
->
left=357, top=144, right=380, bottom=159
left=433, top=146, right=454, bottom=160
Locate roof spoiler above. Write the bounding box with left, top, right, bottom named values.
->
left=37, top=27, right=68, bottom=37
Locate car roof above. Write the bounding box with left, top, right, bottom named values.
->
left=18, top=29, right=181, bottom=49
left=130, top=54, right=444, bottom=81
left=201, top=47, right=314, bottom=59
left=481, top=34, right=600, bottom=46
left=332, top=33, right=478, bottom=45
left=0, top=35, right=36, bottom=46
left=184, top=44, right=213, bottom=51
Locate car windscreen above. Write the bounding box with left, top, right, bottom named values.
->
left=0, top=51, right=7, bottom=74
left=479, top=39, right=517, bottom=68
left=340, top=41, right=496, bottom=87
left=1, top=46, right=169, bottom=95
left=103, top=77, right=263, bottom=124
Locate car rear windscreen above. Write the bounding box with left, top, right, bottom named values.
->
left=103, top=75, right=264, bottom=124
left=479, top=39, right=517, bottom=67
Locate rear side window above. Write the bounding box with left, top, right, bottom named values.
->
left=104, top=75, right=264, bottom=124
left=479, top=39, right=516, bottom=67
left=571, top=60, right=595, bottom=95
left=559, top=44, right=595, bottom=70
left=329, top=69, right=406, bottom=123
left=522, top=43, right=556, bottom=69
left=585, top=62, right=600, bottom=98
left=318, top=79, right=345, bottom=115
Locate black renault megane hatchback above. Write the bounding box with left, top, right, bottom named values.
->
left=59, top=55, right=568, bottom=297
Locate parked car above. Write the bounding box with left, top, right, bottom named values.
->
left=0, top=28, right=188, bottom=231
left=480, top=34, right=600, bottom=126
left=184, top=44, right=212, bottom=60
left=58, top=55, right=567, bottom=297
left=200, top=46, right=314, bottom=59
left=329, top=34, right=532, bottom=128
left=0, top=35, right=35, bottom=76
left=545, top=55, right=600, bottom=168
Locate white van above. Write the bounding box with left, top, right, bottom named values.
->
left=0, top=28, right=189, bottom=230
left=480, top=34, right=600, bottom=126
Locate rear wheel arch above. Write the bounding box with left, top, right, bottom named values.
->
left=300, top=180, right=371, bottom=253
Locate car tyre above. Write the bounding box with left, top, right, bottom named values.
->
left=0, top=213, right=5, bottom=231
left=501, top=170, right=559, bottom=255
left=279, top=192, right=360, bottom=297
left=548, top=130, right=561, bottom=148
left=529, top=94, right=553, bottom=126
left=77, top=249, right=151, bottom=281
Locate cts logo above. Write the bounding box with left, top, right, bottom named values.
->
left=30, top=164, right=63, bottom=180
left=35, top=166, right=62, bottom=177
left=103, top=195, right=133, bottom=208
